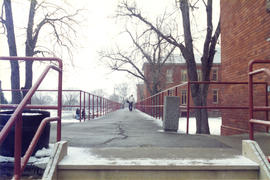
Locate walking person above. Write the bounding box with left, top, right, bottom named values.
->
left=128, top=94, right=135, bottom=111
left=75, top=108, right=80, bottom=120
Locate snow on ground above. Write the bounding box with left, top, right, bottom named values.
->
left=0, top=109, right=222, bottom=167
left=49, top=110, right=104, bottom=123
left=59, top=147, right=257, bottom=166
left=137, top=110, right=221, bottom=135
left=49, top=110, right=79, bottom=123
left=0, top=144, right=53, bottom=169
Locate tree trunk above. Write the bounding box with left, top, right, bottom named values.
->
left=192, top=84, right=210, bottom=134
left=179, top=0, right=211, bottom=134
left=4, top=0, right=21, bottom=104
left=23, top=0, right=37, bottom=100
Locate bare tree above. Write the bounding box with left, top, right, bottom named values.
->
left=31, top=93, right=53, bottom=105
left=100, top=27, right=175, bottom=96
left=109, top=93, right=120, bottom=103
left=63, top=92, right=79, bottom=110
left=118, top=0, right=220, bottom=134
left=0, top=0, right=81, bottom=103
left=114, top=83, right=128, bottom=101
left=24, top=0, right=81, bottom=94
left=1, top=0, right=22, bottom=104
left=91, top=89, right=107, bottom=98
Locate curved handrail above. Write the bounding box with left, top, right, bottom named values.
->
left=248, top=59, right=270, bottom=140
left=21, top=117, right=60, bottom=173
left=0, top=65, right=61, bottom=144
left=0, top=57, right=63, bottom=180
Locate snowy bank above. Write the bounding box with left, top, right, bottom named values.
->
left=137, top=110, right=221, bottom=135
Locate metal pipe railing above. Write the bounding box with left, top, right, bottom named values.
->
left=248, top=60, right=270, bottom=140
left=0, top=56, right=62, bottom=180
left=0, top=57, right=122, bottom=179
left=136, top=80, right=268, bottom=135
left=1, top=89, right=122, bottom=120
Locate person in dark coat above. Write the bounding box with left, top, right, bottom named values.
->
left=128, top=95, right=135, bottom=111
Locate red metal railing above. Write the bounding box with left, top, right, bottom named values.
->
left=136, top=81, right=267, bottom=135
left=1, top=89, right=121, bottom=122
left=248, top=59, right=270, bottom=140
left=0, top=57, right=122, bottom=179
left=0, top=56, right=63, bottom=180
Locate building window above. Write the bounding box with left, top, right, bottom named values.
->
left=197, top=69, right=202, bottom=81
left=211, top=69, right=218, bottom=81
left=166, top=69, right=173, bottom=83
left=181, top=70, right=187, bottom=82
left=213, top=89, right=218, bottom=104
left=181, top=90, right=187, bottom=105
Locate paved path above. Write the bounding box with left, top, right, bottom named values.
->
left=50, top=108, right=270, bottom=158
left=51, top=109, right=229, bottom=148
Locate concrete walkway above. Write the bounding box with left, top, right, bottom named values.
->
left=50, top=109, right=270, bottom=159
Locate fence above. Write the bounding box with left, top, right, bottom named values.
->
left=0, top=57, right=121, bottom=180
left=1, top=89, right=121, bottom=122
left=136, top=80, right=268, bottom=135
left=248, top=59, right=270, bottom=140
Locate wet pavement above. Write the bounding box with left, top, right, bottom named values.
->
left=50, top=108, right=270, bottom=158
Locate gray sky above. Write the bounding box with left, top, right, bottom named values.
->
left=0, top=0, right=220, bottom=101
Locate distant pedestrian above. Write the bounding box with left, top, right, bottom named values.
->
left=75, top=108, right=80, bottom=120
left=128, top=95, right=135, bottom=111
left=82, top=109, right=85, bottom=119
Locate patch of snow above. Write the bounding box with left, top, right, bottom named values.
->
left=178, top=117, right=221, bottom=135
left=22, top=112, right=43, bottom=116
left=0, top=144, right=53, bottom=169
left=59, top=147, right=257, bottom=166
left=137, top=110, right=221, bottom=135
left=49, top=110, right=105, bottom=123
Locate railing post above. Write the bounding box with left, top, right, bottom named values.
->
left=92, top=95, right=95, bottom=119
left=57, top=61, right=62, bottom=142
left=161, top=92, right=164, bottom=120
left=88, top=93, right=90, bottom=120
left=265, top=83, right=269, bottom=132
left=100, top=97, right=102, bottom=115
left=96, top=96, right=99, bottom=118
left=249, top=65, right=254, bottom=140
left=187, top=81, right=190, bottom=134
left=155, top=95, right=158, bottom=118
left=14, top=114, right=22, bottom=180
left=79, top=91, right=82, bottom=122
left=158, top=94, right=161, bottom=119
left=151, top=97, right=154, bottom=117
left=103, top=98, right=105, bottom=116
left=83, top=91, right=86, bottom=121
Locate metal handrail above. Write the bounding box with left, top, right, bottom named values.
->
left=136, top=80, right=267, bottom=135
left=0, top=57, right=122, bottom=179
left=1, top=89, right=121, bottom=122
left=0, top=57, right=63, bottom=180
left=248, top=59, right=270, bottom=140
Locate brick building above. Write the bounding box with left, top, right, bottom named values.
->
left=137, top=57, right=222, bottom=116
left=220, top=0, right=270, bottom=135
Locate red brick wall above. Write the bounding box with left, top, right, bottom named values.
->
left=221, top=0, right=270, bottom=135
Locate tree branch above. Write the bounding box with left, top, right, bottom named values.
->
left=118, top=1, right=186, bottom=51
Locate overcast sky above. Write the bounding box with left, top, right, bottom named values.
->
left=0, top=0, right=220, bottom=101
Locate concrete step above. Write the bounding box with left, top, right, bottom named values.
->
left=55, top=147, right=259, bottom=180
left=57, top=164, right=258, bottom=180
